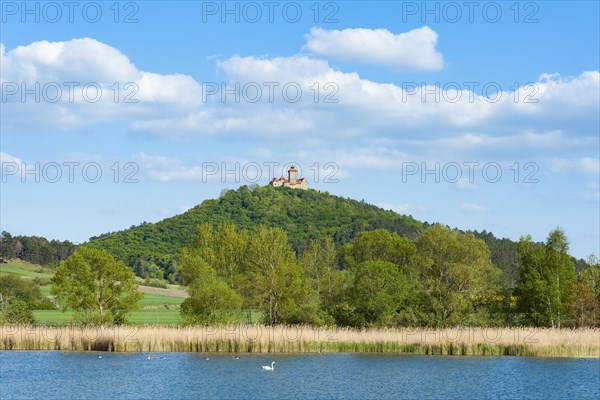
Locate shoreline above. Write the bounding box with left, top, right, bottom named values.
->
left=1, top=326, right=598, bottom=358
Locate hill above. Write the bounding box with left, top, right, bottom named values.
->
left=87, top=185, right=529, bottom=286
left=87, top=185, right=422, bottom=279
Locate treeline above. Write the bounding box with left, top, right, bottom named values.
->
left=0, top=232, right=77, bottom=266
left=180, top=222, right=600, bottom=328
left=88, top=185, right=540, bottom=284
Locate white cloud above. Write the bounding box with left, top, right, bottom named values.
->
left=0, top=152, right=24, bottom=180
left=1, top=38, right=204, bottom=131
left=0, top=151, right=22, bottom=164
left=304, top=27, right=444, bottom=71
left=549, top=157, right=600, bottom=176
left=461, top=203, right=488, bottom=213
left=2, top=38, right=598, bottom=174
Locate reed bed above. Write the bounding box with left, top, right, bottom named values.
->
left=1, top=325, right=598, bottom=358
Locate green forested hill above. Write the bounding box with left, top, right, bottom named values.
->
left=87, top=185, right=422, bottom=277
left=85, top=184, right=553, bottom=286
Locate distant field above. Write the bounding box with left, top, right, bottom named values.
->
left=33, top=310, right=75, bottom=324
left=33, top=309, right=182, bottom=326
left=2, top=259, right=265, bottom=326
left=137, top=285, right=187, bottom=298
left=0, top=259, right=54, bottom=279
left=3, top=259, right=186, bottom=326
left=129, top=309, right=181, bottom=325
left=140, top=293, right=185, bottom=307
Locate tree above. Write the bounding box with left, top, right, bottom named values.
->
left=340, top=229, right=416, bottom=274
left=349, top=260, right=410, bottom=327
left=416, top=225, right=501, bottom=327
left=298, top=237, right=340, bottom=306
left=579, top=255, right=600, bottom=301
left=51, top=247, right=142, bottom=325
left=516, top=228, right=577, bottom=327
left=242, top=226, right=306, bottom=325
left=211, top=221, right=249, bottom=289
left=179, top=250, right=242, bottom=325
left=573, top=257, right=600, bottom=327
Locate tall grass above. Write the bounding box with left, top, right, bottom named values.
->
left=1, top=325, right=598, bottom=357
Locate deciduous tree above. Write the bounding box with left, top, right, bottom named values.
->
left=516, top=228, right=577, bottom=327
left=51, top=247, right=142, bottom=325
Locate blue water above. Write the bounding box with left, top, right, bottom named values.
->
left=0, top=352, right=598, bottom=399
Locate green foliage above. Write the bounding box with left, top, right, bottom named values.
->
left=340, top=229, right=416, bottom=272
left=0, top=231, right=76, bottom=266
left=179, top=250, right=242, bottom=325
left=180, top=223, right=319, bottom=325
left=572, top=256, right=600, bottom=327
left=86, top=186, right=533, bottom=289
left=143, top=278, right=168, bottom=289
left=516, top=228, right=577, bottom=327
left=415, top=225, right=502, bottom=327
left=242, top=226, right=307, bottom=325
left=87, top=186, right=422, bottom=277
left=350, top=261, right=411, bottom=327
left=0, top=274, right=54, bottom=310
left=51, top=247, right=142, bottom=325
left=0, top=298, right=35, bottom=324
left=298, top=237, right=344, bottom=309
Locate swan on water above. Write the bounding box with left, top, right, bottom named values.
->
left=262, top=361, right=275, bottom=371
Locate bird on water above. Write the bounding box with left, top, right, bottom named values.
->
left=262, top=361, right=276, bottom=371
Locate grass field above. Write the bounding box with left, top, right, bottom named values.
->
left=0, top=259, right=54, bottom=279
left=2, top=259, right=186, bottom=326
left=32, top=310, right=182, bottom=325
left=139, top=293, right=185, bottom=307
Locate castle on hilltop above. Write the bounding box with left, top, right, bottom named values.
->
left=270, top=166, right=308, bottom=190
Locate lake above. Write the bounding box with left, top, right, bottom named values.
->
left=1, top=352, right=598, bottom=399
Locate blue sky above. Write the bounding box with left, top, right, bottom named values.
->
left=1, top=1, right=599, bottom=258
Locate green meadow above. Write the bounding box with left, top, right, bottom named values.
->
left=1, top=260, right=185, bottom=326
left=0, top=259, right=54, bottom=279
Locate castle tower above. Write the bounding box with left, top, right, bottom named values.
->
left=288, top=166, right=298, bottom=185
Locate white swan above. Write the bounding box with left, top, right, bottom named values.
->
left=262, top=361, right=276, bottom=371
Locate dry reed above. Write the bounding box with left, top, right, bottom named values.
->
left=1, top=325, right=598, bottom=357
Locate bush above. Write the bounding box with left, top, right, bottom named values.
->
left=143, top=278, right=168, bottom=289
left=1, top=299, right=35, bottom=324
